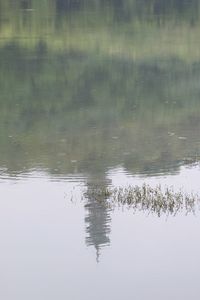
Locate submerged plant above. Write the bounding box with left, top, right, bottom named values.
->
left=84, top=184, right=199, bottom=217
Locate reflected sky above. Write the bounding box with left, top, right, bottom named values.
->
left=1, top=169, right=200, bottom=299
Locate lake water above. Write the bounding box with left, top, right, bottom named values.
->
left=0, top=1, right=200, bottom=299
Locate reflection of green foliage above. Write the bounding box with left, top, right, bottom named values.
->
left=0, top=2, right=200, bottom=176
left=0, top=43, right=200, bottom=175
left=1, top=1, right=200, bottom=61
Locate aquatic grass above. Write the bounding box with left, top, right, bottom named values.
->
left=85, top=184, right=199, bottom=217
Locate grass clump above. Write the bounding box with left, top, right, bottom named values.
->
left=85, top=184, right=199, bottom=217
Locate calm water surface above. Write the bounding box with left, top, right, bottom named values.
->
left=0, top=1, right=200, bottom=299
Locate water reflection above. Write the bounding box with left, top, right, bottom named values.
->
left=84, top=176, right=111, bottom=262
left=1, top=4, right=200, bottom=298
left=83, top=170, right=200, bottom=259
left=0, top=46, right=200, bottom=177
left=1, top=0, right=200, bottom=264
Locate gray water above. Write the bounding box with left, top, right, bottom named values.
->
left=0, top=1, right=200, bottom=299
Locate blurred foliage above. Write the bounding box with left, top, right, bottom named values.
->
left=0, top=43, right=200, bottom=176
left=0, top=1, right=200, bottom=177
left=0, top=0, right=200, bottom=61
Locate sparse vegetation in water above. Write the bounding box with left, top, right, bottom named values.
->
left=85, top=184, right=199, bottom=217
